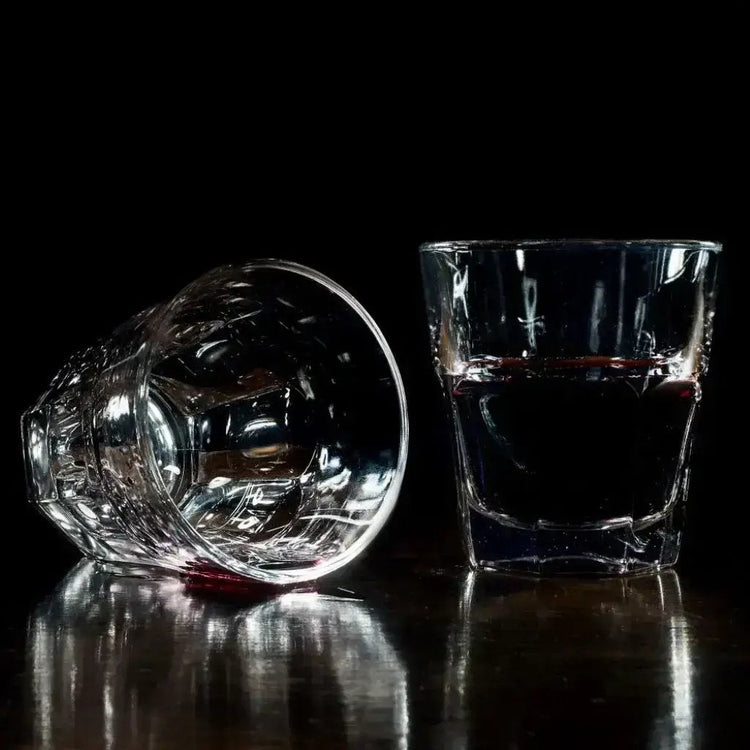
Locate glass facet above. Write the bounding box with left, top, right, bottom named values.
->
left=23, top=261, right=408, bottom=584
left=421, top=240, right=720, bottom=574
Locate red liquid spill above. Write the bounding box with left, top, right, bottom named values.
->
left=182, top=563, right=316, bottom=600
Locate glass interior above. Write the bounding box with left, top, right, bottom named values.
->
left=144, top=262, right=407, bottom=574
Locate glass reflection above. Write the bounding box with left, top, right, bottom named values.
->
left=444, top=571, right=694, bottom=750
left=28, top=562, right=408, bottom=749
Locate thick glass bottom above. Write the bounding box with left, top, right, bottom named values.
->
left=467, top=506, right=682, bottom=576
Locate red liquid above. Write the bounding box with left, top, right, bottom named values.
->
left=452, top=357, right=698, bottom=527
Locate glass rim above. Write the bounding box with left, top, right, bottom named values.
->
left=419, top=239, right=722, bottom=253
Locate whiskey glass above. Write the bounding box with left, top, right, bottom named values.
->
left=421, top=240, right=719, bottom=574
left=23, top=261, right=408, bottom=584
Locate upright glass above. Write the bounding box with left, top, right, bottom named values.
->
left=421, top=240, right=720, bottom=574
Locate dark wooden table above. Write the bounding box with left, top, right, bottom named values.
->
left=1, top=557, right=748, bottom=749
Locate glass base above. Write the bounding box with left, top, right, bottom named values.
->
left=467, top=506, right=681, bottom=576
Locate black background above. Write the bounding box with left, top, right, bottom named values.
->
left=5, top=5, right=747, bottom=598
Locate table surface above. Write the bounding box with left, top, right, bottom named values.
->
left=1, top=557, right=748, bottom=750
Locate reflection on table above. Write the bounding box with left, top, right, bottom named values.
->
left=25, top=561, right=707, bottom=749
left=442, top=571, right=693, bottom=750
left=28, top=562, right=408, bottom=749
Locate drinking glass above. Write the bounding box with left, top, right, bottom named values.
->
left=420, top=240, right=720, bottom=574
left=23, top=260, right=408, bottom=584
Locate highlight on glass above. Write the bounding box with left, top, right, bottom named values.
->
left=23, top=261, right=408, bottom=584
left=421, top=240, right=720, bottom=575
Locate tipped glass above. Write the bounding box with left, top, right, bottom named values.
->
left=23, top=261, right=408, bottom=584
left=421, top=240, right=720, bottom=575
